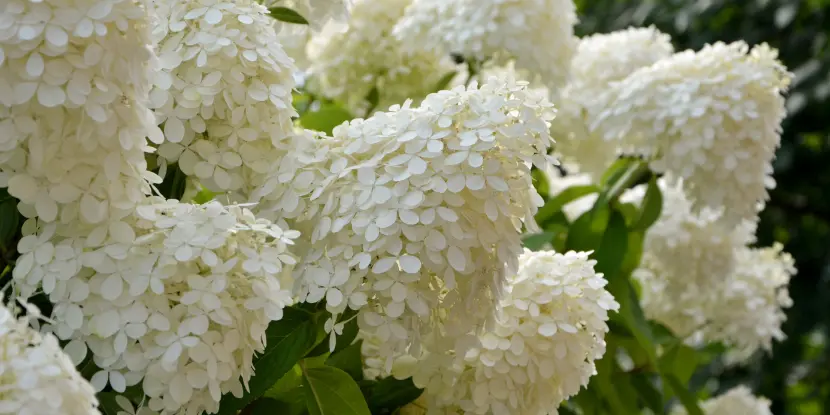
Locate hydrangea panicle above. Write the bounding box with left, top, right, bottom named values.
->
left=150, top=0, right=298, bottom=197
left=305, top=0, right=455, bottom=114
left=365, top=249, right=619, bottom=414
left=393, top=0, right=578, bottom=90
left=552, top=27, right=674, bottom=178
left=0, top=296, right=101, bottom=415
left=590, top=41, right=792, bottom=225
left=254, top=77, right=557, bottom=364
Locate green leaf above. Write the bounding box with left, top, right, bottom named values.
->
left=248, top=397, right=306, bottom=415
left=302, top=365, right=372, bottom=415
left=664, top=374, right=704, bottom=415
left=594, top=348, right=639, bottom=413
left=298, top=103, right=353, bottom=135
left=365, top=86, right=379, bottom=113
left=630, top=373, right=664, bottom=413
left=633, top=176, right=662, bottom=230
left=326, top=340, right=364, bottom=380
left=620, top=231, right=644, bottom=276
left=600, top=158, right=637, bottom=187
left=565, top=204, right=609, bottom=252
left=596, top=160, right=648, bottom=206
left=535, top=184, right=599, bottom=225
left=269, top=7, right=309, bottom=24
left=522, top=232, right=556, bottom=251
left=156, top=164, right=187, bottom=200
left=216, top=307, right=318, bottom=414
left=433, top=71, right=458, bottom=92
left=96, top=392, right=123, bottom=415
left=0, top=189, right=20, bottom=250
left=594, top=209, right=628, bottom=276
left=364, top=377, right=423, bottom=414
left=660, top=343, right=700, bottom=384
left=191, top=187, right=216, bottom=204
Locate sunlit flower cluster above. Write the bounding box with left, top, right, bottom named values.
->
left=15, top=200, right=298, bottom=415
left=671, top=386, right=773, bottom=415
left=590, top=41, right=792, bottom=226
left=365, top=249, right=618, bottom=414
left=552, top=27, right=674, bottom=179
left=149, top=0, right=298, bottom=196
left=393, top=0, right=578, bottom=90
left=0, top=297, right=101, bottom=415
left=630, top=179, right=795, bottom=358
left=305, top=0, right=455, bottom=114
left=255, top=77, right=557, bottom=361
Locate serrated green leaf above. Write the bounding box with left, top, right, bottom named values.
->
left=298, top=103, right=353, bottom=135
left=269, top=7, right=309, bottom=24
left=633, top=176, right=663, bottom=230
left=364, top=377, right=423, bottom=414
left=326, top=340, right=364, bottom=380
left=192, top=187, right=216, bottom=204
left=216, top=307, right=318, bottom=414
left=302, top=365, right=371, bottom=415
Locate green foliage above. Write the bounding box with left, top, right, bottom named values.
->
left=269, top=7, right=309, bottom=25
left=298, top=102, right=354, bottom=135
left=302, top=365, right=371, bottom=415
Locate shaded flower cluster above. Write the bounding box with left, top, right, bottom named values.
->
left=629, top=179, right=795, bottom=359
left=590, top=42, right=792, bottom=226
left=670, top=386, right=773, bottom=415
left=0, top=297, right=101, bottom=415
left=305, top=0, right=455, bottom=114
left=393, top=0, right=578, bottom=90
left=364, top=249, right=618, bottom=414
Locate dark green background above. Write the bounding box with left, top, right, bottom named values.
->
left=576, top=0, right=830, bottom=413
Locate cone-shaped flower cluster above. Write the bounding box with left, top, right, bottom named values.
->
left=629, top=179, right=795, bottom=358
left=393, top=0, right=578, bottom=90
left=150, top=0, right=298, bottom=196
left=363, top=249, right=618, bottom=414
left=255, top=77, right=557, bottom=361
left=552, top=27, right=674, bottom=178
left=0, top=297, right=101, bottom=415
left=591, top=42, right=792, bottom=226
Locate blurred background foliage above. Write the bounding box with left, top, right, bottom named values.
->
left=575, top=0, right=830, bottom=413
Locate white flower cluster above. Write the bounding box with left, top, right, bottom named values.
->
left=365, top=249, right=618, bottom=414
left=305, top=0, right=454, bottom=114
left=150, top=0, right=298, bottom=196
left=255, top=77, right=557, bottom=361
left=15, top=200, right=298, bottom=415
left=0, top=0, right=160, bottom=225
left=630, top=179, right=795, bottom=358
left=0, top=298, right=101, bottom=415
left=2, top=1, right=304, bottom=414
left=671, top=386, right=773, bottom=415
left=393, top=0, right=578, bottom=90
left=552, top=27, right=674, bottom=178
left=590, top=42, right=792, bottom=226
